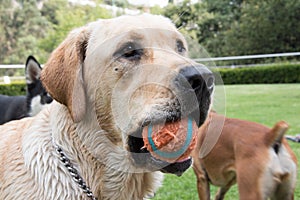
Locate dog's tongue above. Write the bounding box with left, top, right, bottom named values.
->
left=142, top=118, right=198, bottom=163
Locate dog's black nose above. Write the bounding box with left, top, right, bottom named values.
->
left=178, top=65, right=214, bottom=94
left=174, top=64, right=214, bottom=126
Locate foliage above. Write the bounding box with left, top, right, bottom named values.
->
left=163, top=1, right=206, bottom=39
left=198, top=0, right=243, bottom=57
left=0, top=82, right=26, bottom=95
left=3, top=64, right=300, bottom=96
left=162, top=0, right=300, bottom=63
left=103, top=0, right=130, bottom=8
left=40, top=0, right=66, bottom=26
left=216, top=63, right=300, bottom=84
left=0, top=0, right=50, bottom=64
left=163, top=1, right=214, bottom=59
left=1, top=0, right=300, bottom=65
left=150, top=5, right=164, bottom=15
left=223, top=0, right=300, bottom=57
left=0, top=68, right=24, bottom=77
left=38, top=0, right=111, bottom=63
left=0, top=0, right=111, bottom=64
left=163, top=0, right=244, bottom=57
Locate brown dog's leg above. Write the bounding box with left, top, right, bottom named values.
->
left=214, top=183, right=233, bottom=200
left=193, top=163, right=210, bottom=200
left=236, top=162, right=263, bottom=200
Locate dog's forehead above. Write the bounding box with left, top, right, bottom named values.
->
left=89, top=14, right=182, bottom=43
left=105, top=14, right=175, bottom=31
left=86, top=14, right=186, bottom=57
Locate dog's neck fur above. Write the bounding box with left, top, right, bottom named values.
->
left=49, top=101, right=163, bottom=199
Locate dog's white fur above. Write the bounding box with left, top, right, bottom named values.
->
left=0, top=14, right=203, bottom=199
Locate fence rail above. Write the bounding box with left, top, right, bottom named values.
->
left=1, top=52, right=300, bottom=69
left=0, top=65, right=23, bottom=69
left=0, top=52, right=300, bottom=83
left=194, top=52, right=300, bottom=62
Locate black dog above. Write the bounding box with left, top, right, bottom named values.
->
left=0, top=56, right=52, bottom=125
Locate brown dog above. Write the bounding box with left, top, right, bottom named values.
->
left=192, top=112, right=297, bottom=200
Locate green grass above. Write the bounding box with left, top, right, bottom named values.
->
left=153, top=84, right=300, bottom=200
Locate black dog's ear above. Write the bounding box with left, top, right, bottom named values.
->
left=25, top=56, right=42, bottom=84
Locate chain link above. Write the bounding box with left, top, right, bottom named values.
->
left=55, top=145, right=98, bottom=200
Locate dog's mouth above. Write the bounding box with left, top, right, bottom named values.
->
left=127, top=113, right=199, bottom=176
left=125, top=65, right=213, bottom=175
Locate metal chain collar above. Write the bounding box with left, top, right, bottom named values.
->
left=55, top=145, right=98, bottom=200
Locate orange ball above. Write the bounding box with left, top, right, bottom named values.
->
left=142, top=118, right=198, bottom=163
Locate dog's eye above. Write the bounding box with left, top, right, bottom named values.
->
left=176, top=40, right=186, bottom=54
left=119, top=42, right=143, bottom=61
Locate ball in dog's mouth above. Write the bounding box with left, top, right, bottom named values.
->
left=128, top=117, right=198, bottom=176
left=142, top=117, right=198, bottom=163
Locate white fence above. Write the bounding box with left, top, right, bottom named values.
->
left=194, top=52, right=300, bottom=62
left=0, top=52, right=300, bottom=84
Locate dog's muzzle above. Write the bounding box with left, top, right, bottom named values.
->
left=174, top=64, right=214, bottom=126
left=128, top=64, right=214, bottom=176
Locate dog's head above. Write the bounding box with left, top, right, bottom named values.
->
left=41, top=14, right=214, bottom=176
left=25, top=55, right=53, bottom=116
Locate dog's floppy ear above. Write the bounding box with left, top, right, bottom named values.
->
left=41, top=27, right=90, bottom=122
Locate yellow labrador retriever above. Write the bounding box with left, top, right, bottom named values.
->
left=0, top=14, right=214, bottom=199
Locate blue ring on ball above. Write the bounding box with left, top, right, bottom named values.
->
left=147, top=117, right=193, bottom=159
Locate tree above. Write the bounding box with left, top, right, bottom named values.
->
left=0, top=0, right=12, bottom=62
left=0, top=0, right=50, bottom=64
left=163, top=0, right=300, bottom=63
left=163, top=0, right=244, bottom=58
left=103, top=0, right=130, bottom=8
left=38, top=0, right=111, bottom=60
left=198, top=0, right=243, bottom=57
left=163, top=1, right=213, bottom=58
left=224, top=0, right=300, bottom=56
left=41, top=0, right=67, bottom=25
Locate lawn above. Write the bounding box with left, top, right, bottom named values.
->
left=153, top=84, right=300, bottom=200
